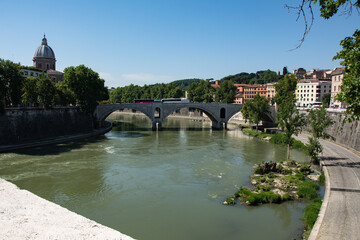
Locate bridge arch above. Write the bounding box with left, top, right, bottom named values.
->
left=95, top=104, right=155, bottom=128
left=161, top=104, right=219, bottom=123
left=94, top=103, right=252, bottom=130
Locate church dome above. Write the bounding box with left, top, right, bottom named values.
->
left=34, top=35, right=55, bottom=59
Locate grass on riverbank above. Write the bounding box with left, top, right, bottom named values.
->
left=242, top=128, right=307, bottom=151
left=303, top=198, right=323, bottom=239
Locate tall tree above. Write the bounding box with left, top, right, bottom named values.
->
left=64, top=65, right=108, bottom=113
left=333, top=30, right=360, bottom=121
left=215, top=80, right=236, bottom=103
left=54, top=81, right=76, bottom=106
left=241, top=94, right=270, bottom=131
left=275, top=74, right=306, bottom=160
left=37, top=74, right=55, bottom=109
left=306, top=106, right=334, bottom=163
left=187, top=80, right=214, bottom=102
left=321, top=93, right=331, bottom=108
left=0, top=59, right=23, bottom=111
left=109, top=87, right=123, bottom=103
left=22, top=77, right=39, bottom=106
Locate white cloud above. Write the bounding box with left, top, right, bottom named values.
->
left=121, top=73, right=173, bottom=86
left=99, top=72, right=175, bottom=88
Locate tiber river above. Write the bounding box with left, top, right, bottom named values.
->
left=0, top=112, right=311, bottom=240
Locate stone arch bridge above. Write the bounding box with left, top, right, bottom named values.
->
left=94, top=103, right=276, bottom=130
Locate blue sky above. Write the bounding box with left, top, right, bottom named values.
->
left=1, top=0, right=359, bottom=87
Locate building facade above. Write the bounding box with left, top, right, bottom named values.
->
left=296, top=79, right=332, bottom=107
left=330, top=67, right=347, bottom=108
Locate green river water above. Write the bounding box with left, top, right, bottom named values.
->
left=0, top=113, right=311, bottom=240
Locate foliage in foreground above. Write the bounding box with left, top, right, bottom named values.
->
left=304, top=198, right=322, bottom=229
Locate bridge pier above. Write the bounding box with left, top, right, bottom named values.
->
left=152, top=121, right=162, bottom=131
left=212, top=121, right=227, bottom=130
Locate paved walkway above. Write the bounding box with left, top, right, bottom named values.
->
left=295, top=133, right=360, bottom=240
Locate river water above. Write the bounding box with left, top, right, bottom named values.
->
left=0, top=113, right=310, bottom=240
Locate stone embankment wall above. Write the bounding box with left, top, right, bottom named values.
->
left=324, top=111, right=360, bottom=152
left=0, top=107, right=94, bottom=145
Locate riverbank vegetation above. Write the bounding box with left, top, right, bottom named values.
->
left=0, top=60, right=109, bottom=114
left=242, top=128, right=307, bottom=151
left=224, top=160, right=320, bottom=206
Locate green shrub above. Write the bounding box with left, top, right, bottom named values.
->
left=270, top=133, right=287, bottom=144
left=304, top=198, right=322, bottom=229
left=298, top=181, right=319, bottom=199
left=295, top=172, right=305, bottom=181
left=235, top=187, right=252, bottom=198
left=319, top=171, right=325, bottom=184
left=300, top=164, right=311, bottom=173
left=225, top=197, right=235, bottom=205
left=254, top=165, right=262, bottom=174
left=270, top=133, right=307, bottom=151
left=282, top=193, right=292, bottom=201
left=292, top=139, right=307, bottom=150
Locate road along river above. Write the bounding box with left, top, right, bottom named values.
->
left=0, top=113, right=311, bottom=240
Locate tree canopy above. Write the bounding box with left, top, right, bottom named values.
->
left=187, top=80, right=214, bottom=103
left=334, top=30, right=360, bottom=121
left=215, top=80, right=237, bottom=103
left=220, top=70, right=280, bottom=85
left=241, top=94, right=270, bottom=130
left=275, top=74, right=306, bottom=159
left=0, top=59, right=23, bottom=112
left=64, top=65, right=108, bottom=113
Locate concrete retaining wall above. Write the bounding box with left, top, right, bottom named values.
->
left=324, top=112, right=360, bottom=152
left=0, top=107, right=94, bottom=145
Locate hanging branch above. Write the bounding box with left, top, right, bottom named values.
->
left=285, top=0, right=315, bottom=50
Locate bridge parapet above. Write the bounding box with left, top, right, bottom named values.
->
left=95, top=102, right=274, bottom=130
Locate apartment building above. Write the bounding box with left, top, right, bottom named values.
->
left=296, top=79, right=332, bottom=107
left=330, top=67, right=347, bottom=108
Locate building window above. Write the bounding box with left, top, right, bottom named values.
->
left=334, top=86, right=336, bottom=91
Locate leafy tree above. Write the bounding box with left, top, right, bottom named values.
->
left=171, top=78, right=202, bottom=91
left=241, top=94, right=270, bottom=130
left=37, top=74, right=55, bottom=109
left=64, top=65, right=108, bottom=113
left=142, top=85, right=152, bottom=99
left=109, top=87, right=123, bottom=103
left=22, top=77, right=39, bottom=106
left=54, top=81, right=76, bottom=106
left=306, top=106, right=334, bottom=163
left=0, top=59, right=23, bottom=111
left=151, top=83, right=166, bottom=100
left=321, top=93, right=331, bottom=108
left=165, top=83, right=183, bottom=98
left=215, top=80, right=236, bottom=103
left=333, top=30, right=360, bottom=121
left=121, top=84, right=144, bottom=103
left=306, top=137, right=323, bottom=164
left=187, top=80, right=214, bottom=102
left=275, top=74, right=306, bottom=160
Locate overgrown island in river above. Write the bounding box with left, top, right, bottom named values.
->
left=224, top=160, right=323, bottom=206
